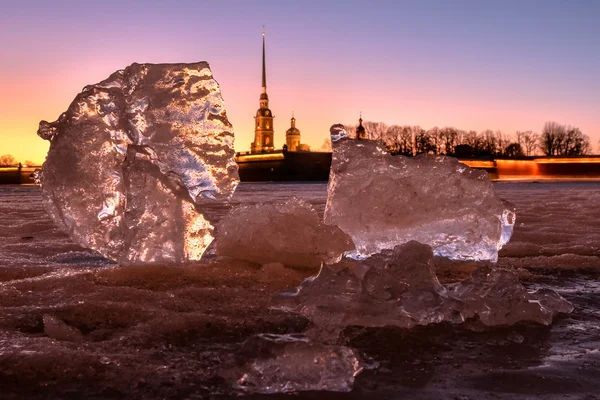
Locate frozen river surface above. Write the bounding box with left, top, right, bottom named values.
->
left=1, top=182, right=600, bottom=399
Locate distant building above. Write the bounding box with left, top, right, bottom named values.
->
left=285, top=114, right=301, bottom=151
left=356, top=114, right=366, bottom=140
left=251, top=31, right=274, bottom=154
left=250, top=32, right=310, bottom=154
left=297, top=143, right=311, bottom=152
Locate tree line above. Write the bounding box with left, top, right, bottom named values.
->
left=0, top=155, right=37, bottom=167
left=332, top=121, right=592, bottom=158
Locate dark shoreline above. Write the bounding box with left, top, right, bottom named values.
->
left=6, top=154, right=600, bottom=185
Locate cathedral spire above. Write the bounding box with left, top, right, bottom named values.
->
left=262, top=27, right=267, bottom=93
left=251, top=27, right=274, bottom=154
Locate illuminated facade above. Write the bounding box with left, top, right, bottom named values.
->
left=285, top=114, right=301, bottom=151
left=251, top=32, right=274, bottom=154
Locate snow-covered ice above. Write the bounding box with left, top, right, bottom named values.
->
left=37, top=62, right=239, bottom=265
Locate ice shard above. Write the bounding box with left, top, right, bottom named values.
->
left=37, top=63, right=239, bottom=264
left=222, top=334, right=363, bottom=394
left=325, top=124, right=515, bottom=262
left=43, top=314, right=84, bottom=342
left=274, top=241, right=572, bottom=336
left=449, top=266, right=574, bottom=326
left=274, top=241, right=466, bottom=337
left=214, top=198, right=354, bottom=269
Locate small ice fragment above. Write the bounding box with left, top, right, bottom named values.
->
left=448, top=266, right=574, bottom=326
left=214, top=198, right=354, bottom=269
left=330, top=123, right=348, bottom=142
left=499, top=206, right=516, bottom=247
left=43, top=314, right=83, bottom=342
left=221, top=334, right=363, bottom=394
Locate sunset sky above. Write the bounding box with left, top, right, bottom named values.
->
left=1, top=0, right=599, bottom=163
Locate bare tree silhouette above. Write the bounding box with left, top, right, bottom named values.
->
left=343, top=120, right=591, bottom=158
left=540, top=122, right=590, bottom=156
left=0, top=154, right=17, bottom=166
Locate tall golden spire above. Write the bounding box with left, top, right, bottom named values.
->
left=262, top=26, right=266, bottom=93
left=251, top=27, right=274, bottom=154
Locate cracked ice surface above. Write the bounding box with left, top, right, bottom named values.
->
left=214, top=198, right=354, bottom=269
left=37, top=62, right=239, bottom=264
left=274, top=241, right=573, bottom=337
left=326, top=124, right=515, bottom=262
left=221, top=334, right=363, bottom=394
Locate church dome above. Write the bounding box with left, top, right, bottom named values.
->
left=286, top=116, right=300, bottom=136
left=356, top=116, right=366, bottom=139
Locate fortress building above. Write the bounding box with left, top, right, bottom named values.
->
left=251, top=31, right=275, bottom=153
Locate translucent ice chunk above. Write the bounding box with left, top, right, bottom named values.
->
left=449, top=266, right=574, bottom=326
left=37, top=62, right=239, bottom=264
left=214, top=198, right=354, bottom=269
left=274, top=242, right=469, bottom=337
left=325, top=124, right=515, bottom=262
left=43, top=314, right=83, bottom=342
left=274, top=241, right=572, bottom=336
left=222, top=334, right=363, bottom=394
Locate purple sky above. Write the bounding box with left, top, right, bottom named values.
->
left=1, top=0, right=599, bottom=162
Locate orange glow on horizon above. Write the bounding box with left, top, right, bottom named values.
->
left=236, top=153, right=285, bottom=162
left=534, top=157, right=600, bottom=164
left=463, top=158, right=600, bottom=181
left=460, top=160, right=495, bottom=169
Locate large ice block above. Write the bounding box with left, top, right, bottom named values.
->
left=325, top=124, right=515, bottom=262
left=214, top=198, right=354, bottom=269
left=38, top=63, right=239, bottom=264
left=222, top=334, right=363, bottom=394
